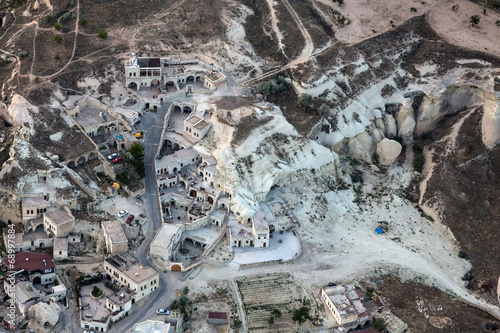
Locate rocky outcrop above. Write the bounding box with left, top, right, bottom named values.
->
left=376, top=139, right=402, bottom=166
left=27, top=301, right=60, bottom=329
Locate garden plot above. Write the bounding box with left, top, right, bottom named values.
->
left=236, top=273, right=310, bottom=332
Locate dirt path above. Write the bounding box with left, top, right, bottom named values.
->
left=243, top=0, right=314, bottom=86
left=230, top=279, right=247, bottom=333
left=265, top=0, right=287, bottom=58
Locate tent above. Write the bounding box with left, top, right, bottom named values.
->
left=375, top=227, right=383, bottom=234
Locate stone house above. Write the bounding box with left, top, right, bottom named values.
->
left=102, top=220, right=128, bottom=255
left=43, top=206, right=75, bottom=238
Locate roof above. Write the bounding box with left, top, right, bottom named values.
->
left=208, top=312, right=227, bottom=319
left=151, top=224, right=182, bottom=249
left=194, top=119, right=211, bottom=130
left=107, top=288, right=135, bottom=306
left=174, top=147, right=199, bottom=161
left=253, top=210, right=269, bottom=231
left=137, top=58, right=161, bottom=68
left=53, top=237, right=69, bottom=250
left=45, top=208, right=74, bottom=226
left=104, top=255, right=159, bottom=284
left=15, top=282, right=40, bottom=304
left=102, top=220, right=128, bottom=244
left=156, top=154, right=179, bottom=170
left=3, top=252, right=55, bottom=271
left=22, top=196, right=48, bottom=207
left=186, top=115, right=202, bottom=125
left=113, top=106, right=138, bottom=120
left=205, top=165, right=217, bottom=174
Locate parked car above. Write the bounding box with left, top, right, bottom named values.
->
left=118, top=210, right=128, bottom=218
left=107, top=153, right=119, bottom=160
left=126, top=215, right=135, bottom=224
left=328, top=282, right=337, bottom=287
left=156, top=309, right=170, bottom=315
left=84, top=330, right=96, bottom=333
left=112, top=157, right=123, bottom=164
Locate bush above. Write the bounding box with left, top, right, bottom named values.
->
left=54, top=35, right=62, bottom=43
left=54, top=55, right=61, bottom=60
left=183, top=286, right=189, bottom=295
left=373, top=318, right=387, bottom=332
left=410, top=7, right=417, bottom=12
left=291, top=306, right=310, bottom=324
left=43, top=15, right=53, bottom=24
left=19, top=51, right=28, bottom=59
left=318, top=104, right=330, bottom=117
left=91, top=285, right=103, bottom=297
left=413, top=154, right=424, bottom=172
left=78, top=18, right=87, bottom=26
left=54, top=23, right=62, bottom=30
left=469, top=15, right=480, bottom=26
left=61, top=12, right=71, bottom=22
left=298, top=94, right=312, bottom=107
left=451, top=4, right=459, bottom=11
left=98, top=30, right=108, bottom=39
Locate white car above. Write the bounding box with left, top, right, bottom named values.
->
left=156, top=309, right=170, bottom=315
left=107, top=153, right=119, bottom=160
left=118, top=210, right=128, bottom=218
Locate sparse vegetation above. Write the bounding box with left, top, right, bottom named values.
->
left=54, top=55, right=61, bottom=60
left=54, top=23, right=62, bottom=30
left=298, top=94, right=312, bottom=107
left=318, top=104, right=330, bottom=117
left=390, top=20, right=395, bottom=28
left=98, top=30, right=108, bottom=39
left=451, top=4, right=459, bottom=12
left=291, top=306, right=310, bottom=324
left=410, top=7, right=417, bottom=12
left=496, top=20, right=500, bottom=26
left=54, top=35, right=63, bottom=43
left=332, top=0, right=344, bottom=5
left=78, top=18, right=88, bottom=26
left=19, top=51, right=28, bottom=59
left=129, top=142, right=145, bottom=178
left=337, top=15, right=346, bottom=26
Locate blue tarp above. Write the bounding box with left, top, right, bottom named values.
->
left=375, top=227, right=383, bottom=234
left=115, top=135, right=123, bottom=140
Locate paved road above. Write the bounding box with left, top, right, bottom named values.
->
left=110, top=103, right=185, bottom=332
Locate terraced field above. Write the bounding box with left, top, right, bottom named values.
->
left=236, top=273, right=307, bottom=332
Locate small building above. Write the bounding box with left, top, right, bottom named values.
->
left=53, top=238, right=68, bottom=259
left=103, top=254, right=159, bottom=301
left=112, top=106, right=139, bottom=126
left=43, top=206, right=75, bottom=238
left=14, top=282, right=40, bottom=317
left=102, top=220, right=128, bottom=255
left=321, top=284, right=369, bottom=329
left=184, top=114, right=212, bottom=139
left=2, top=252, right=55, bottom=285
left=252, top=210, right=270, bottom=248
left=106, top=288, right=135, bottom=321
left=208, top=312, right=228, bottom=325
left=150, top=224, right=183, bottom=261
left=203, top=71, right=226, bottom=90
left=22, top=195, right=50, bottom=220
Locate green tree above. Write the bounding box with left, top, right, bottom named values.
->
left=54, top=35, right=62, bottom=43
left=413, top=154, right=424, bottom=172
left=298, top=94, right=312, bottom=107
left=54, top=23, right=62, bottom=30
left=260, top=81, right=272, bottom=97
left=183, top=286, right=189, bottom=295
left=268, top=315, right=274, bottom=325
left=271, top=309, right=282, bottom=318
left=78, top=18, right=87, bottom=26
left=291, top=306, right=310, bottom=324
left=469, top=15, right=480, bottom=26
left=234, top=318, right=242, bottom=329
left=318, top=104, right=330, bottom=117
left=129, top=142, right=145, bottom=161
left=373, top=318, right=387, bottom=332
left=451, top=4, right=459, bottom=11
left=98, top=30, right=108, bottom=39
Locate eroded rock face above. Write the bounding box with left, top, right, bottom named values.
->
left=28, top=301, right=60, bottom=328
left=376, top=139, right=402, bottom=166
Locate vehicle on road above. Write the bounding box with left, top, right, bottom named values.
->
left=118, top=210, right=128, bottom=218
left=112, top=157, right=123, bottom=164
left=156, top=309, right=170, bottom=315
left=126, top=215, right=135, bottom=224
left=84, top=330, right=96, bottom=333
left=107, top=153, right=119, bottom=160
left=328, top=282, right=337, bottom=287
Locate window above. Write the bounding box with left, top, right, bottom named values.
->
left=59, top=251, right=62, bottom=255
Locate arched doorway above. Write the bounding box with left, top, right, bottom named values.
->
left=189, top=189, right=197, bottom=198
left=196, top=76, right=201, bottom=82
left=77, top=156, right=86, bottom=165
left=199, top=172, right=204, bottom=177
left=173, top=105, right=182, bottom=113
left=151, top=79, right=160, bottom=87
left=88, top=152, right=96, bottom=161
left=32, top=276, right=41, bottom=284
left=68, top=161, right=76, bottom=168
left=207, top=196, right=214, bottom=204
left=171, top=264, right=181, bottom=271
left=128, top=82, right=138, bottom=90
left=186, top=76, right=194, bottom=82
left=97, top=126, right=106, bottom=136
left=39, top=242, right=45, bottom=248
left=165, top=81, right=175, bottom=90
left=183, top=106, right=192, bottom=113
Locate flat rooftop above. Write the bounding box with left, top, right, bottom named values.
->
left=53, top=237, right=68, bottom=251
left=105, top=255, right=158, bottom=284
left=186, top=115, right=202, bottom=125
left=151, top=224, right=182, bottom=249
left=174, top=147, right=199, bottom=161
left=194, top=119, right=210, bottom=130
left=45, top=208, right=74, bottom=225
left=131, top=320, right=172, bottom=333
left=107, top=287, right=135, bottom=306
left=253, top=210, right=269, bottom=231
left=74, top=106, right=117, bottom=128
left=102, top=221, right=128, bottom=244
left=113, top=106, right=138, bottom=120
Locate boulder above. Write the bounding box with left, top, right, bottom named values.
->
left=376, top=139, right=402, bottom=165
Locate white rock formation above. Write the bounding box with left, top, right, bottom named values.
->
left=376, top=139, right=402, bottom=166
left=6, top=94, right=38, bottom=131
left=28, top=301, right=60, bottom=328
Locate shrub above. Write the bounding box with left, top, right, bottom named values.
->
left=372, top=152, right=379, bottom=164
left=78, top=18, right=87, bottom=26
left=91, top=285, right=103, bottom=297
left=298, top=94, right=312, bottom=107
left=318, top=104, right=329, bottom=117
left=291, top=306, right=310, bottom=324
left=469, top=15, right=480, bottom=26
left=496, top=20, right=500, bottom=26
left=19, top=51, right=28, bottom=59
left=413, top=154, right=424, bottom=172
left=410, top=7, right=417, bottom=12
left=61, top=12, right=71, bottom=22
left=54, top=35, right=62, bottom=43
left=42, top=15, right=53, bottom=24
left=373, top=318, right=387, bottom=332
left=451, top=4, right=459, bottom=11
left=183, top=286, right=189, bottom=295
left=98, top=30, right=108, bottom=39
left=54, top=23, right=62, bottom=30
left=54, top=55, right=61, bottom=60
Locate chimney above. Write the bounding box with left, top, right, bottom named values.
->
left=43, top=259, right=47, bottom=266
